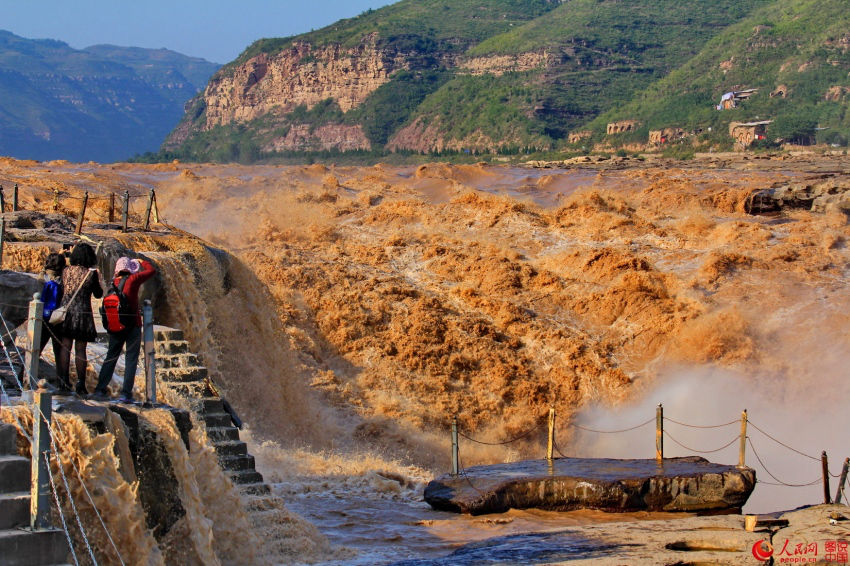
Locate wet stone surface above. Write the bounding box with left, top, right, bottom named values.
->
left=425, top=457, right=756, bottom=515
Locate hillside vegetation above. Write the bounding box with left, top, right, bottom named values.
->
left=159, top=0, right=850, bottom=163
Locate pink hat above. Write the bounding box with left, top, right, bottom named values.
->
left=114, top=257, right=140, bottom=276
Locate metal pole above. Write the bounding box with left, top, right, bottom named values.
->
left=74, top=191, right=88, bottom=235
left=144, top=189, right=154, bottom=231
left=122, top=190, right=129, bottom=232
left=823, top=452, right=833, bottom=504
left=143, top=300, right=156, bottom=405
left=547, top=407, right=555, bottom=460
left=0, top=217, right=4, bottom=269
left=109, top=192, right=115, bottom=222
left=738, top=409, right=748, bottom=468
left=835, top=458, right=849, bottom=505
left=24, top=293, right=43, bottom=390
left=30, top=381, right=51, bottom=530
left=151, top=192, right=159, bottom=224
left=451, top=416, right=459, bottom=476
left=13, top=183, right=18, bottom=211
left=0, top=185, right=5, bottom=212
left=656, top=403, right=663, bottom=463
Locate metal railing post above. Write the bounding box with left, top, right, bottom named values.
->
left=0, top=185, right=5, bottom=212
left=835, top=458, right=849, bottom=505
left=738, top=409, right=748, bottom=468
left=451, top=416, right=459, bottom=476
left=656, top=403, right=663, bottom=463
left=30, top=381, right=52, bottom=530
left=109, top=192, right=115, bottom=223
left=0, top=217, right=5, bottom=269
left=13, top=183, right=18, bottom=211
left=547, top=407, right=555, bottom=460
left=823, top=451, right=832, bottom=504
left=144, top=190, right=154, bottom=231
left=142, top=300, right=156, bottom=405
left=122, top=190, right=130, bottom=232
left=74, top=191, right=88, bottom=235
left=24, top=293, right=43, bottom=389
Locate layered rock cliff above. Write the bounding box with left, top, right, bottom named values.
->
left=202, top=35, right=407, bottom=128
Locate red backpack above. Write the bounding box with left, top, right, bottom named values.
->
left=100, top=276, right=133, bottom=333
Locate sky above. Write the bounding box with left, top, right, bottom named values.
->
left=1, top=0, right=395, bottom=63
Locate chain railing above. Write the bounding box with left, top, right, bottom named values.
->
left=445, top=402, right=850, bottom=507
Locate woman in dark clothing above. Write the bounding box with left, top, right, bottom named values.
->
left=57, top=243, right=102, bottom=395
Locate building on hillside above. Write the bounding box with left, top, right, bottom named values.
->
left=606, top=120, right=640, bottom=135
left=716, top=89, right=758, bottom=110
left=729, top=120, right=772, bottom=149
left=568, top=130, right=592, bottom=144
left=648, top=127, right=686, bottom=146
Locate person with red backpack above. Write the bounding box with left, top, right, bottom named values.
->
left=90, top=256, right=156, bottom=403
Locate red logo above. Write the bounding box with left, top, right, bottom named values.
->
left=753, top=539, right=774, bottom=561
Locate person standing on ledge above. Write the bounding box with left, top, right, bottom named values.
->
left=91, top=257, right=156, bottom=403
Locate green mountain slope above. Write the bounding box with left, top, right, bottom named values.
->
left=0, top=31, right=219, bottom=162
left=591, top=0, right=850, bottom=147
left=161, top=0, right=850, bottom=163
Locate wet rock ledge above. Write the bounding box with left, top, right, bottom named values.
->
left=424, top=457, right=755, bottom=515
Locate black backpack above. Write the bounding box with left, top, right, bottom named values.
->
left=100, top=276, right=133, bottom=333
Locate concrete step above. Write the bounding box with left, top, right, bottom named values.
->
left=206, top=426, right=240, bottom=442
left=0, top=528, right=70, bottom=566
left=0, top=456, right=30, bottom=493
left=227, top=469, right=265, bottom=486
left=200, top=398, right=224, bottom=415
left=219, top=454, right=256, bottom=472
left=154, top=341, right=190, bottom=356
left=153, top=327, right=184, bottom=342
left=1, top=423, right=18, bottom=455
left=202, top=412, right=233, bottom=428
left=0, top=492, right=29, bottom=529
left=160, top=382, right=214, bottom=398
left=157, top=354, right=201, bottom=369
left=213, top=441, right=247, bottom=458
left=156, top=367, right=208, bottom=383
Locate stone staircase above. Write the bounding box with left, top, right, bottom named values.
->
left=0, top=423, right=70, bottom=566
left=153, top=328, right=268, bottom=494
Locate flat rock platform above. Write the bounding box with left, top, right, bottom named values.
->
left=424, top=456, right=755, bottom=515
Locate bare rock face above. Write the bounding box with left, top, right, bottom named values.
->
left=459, top=51, right=550, bottom=76
left=424, top=457, right=756, bottom=515
left=201, top=34, right=407, bottom=130
left=263, top=123, right=370, bottom=152
left=746, top=174, right=850, bottom=215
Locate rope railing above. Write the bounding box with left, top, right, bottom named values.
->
left=445, top=403, right=849, bottom=505
left=747, top=437, right=823, bottom=488
left=573, top=417, right=655, bottom=434
left=663, top=430, right=739, bottom=455
left=0, top=184, right=163, bottom=259
left=0, top=308, right=126, bottom=565
left=457, top=419, right=545, bottom=446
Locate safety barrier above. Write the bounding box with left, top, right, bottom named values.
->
left=0, top=182, right=164, bottom=268
left=449, top=403, right=850, bottom=506
left=0, top=292, right=159, bottom=565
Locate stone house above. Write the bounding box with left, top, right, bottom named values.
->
left=729, top=120, right=772, bottom=148
left=606, top=120, right=640, bottom=135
